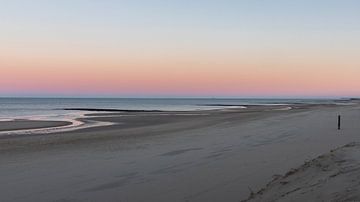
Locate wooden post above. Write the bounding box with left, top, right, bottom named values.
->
left=338, top=115, right=341, bottom=130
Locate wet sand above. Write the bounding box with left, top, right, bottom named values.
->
left=0, top=119, right=71, bottom=132
left=0, top=104, right=360, bottom=201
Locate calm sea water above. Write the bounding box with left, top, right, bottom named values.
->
left=0, top=98, right=341, bottom=119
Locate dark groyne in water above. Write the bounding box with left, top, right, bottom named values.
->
left=62, top=108, right=164, bottom=113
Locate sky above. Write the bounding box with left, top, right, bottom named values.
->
left=0, top=0, right=359, bottom=98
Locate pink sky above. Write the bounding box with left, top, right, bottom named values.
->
left=1, top=52, right=359, bottom=97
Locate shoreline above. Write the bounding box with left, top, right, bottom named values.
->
left=0, top=104, right=297, bottom=137
left=0, top=100, right=352, bottom=137
left=0, top=103, right=360, bottom=201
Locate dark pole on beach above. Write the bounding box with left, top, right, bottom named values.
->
left=338, top=115, right=341, bottom=130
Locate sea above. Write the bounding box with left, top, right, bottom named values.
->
left=0, top=97, right=344, bottom=120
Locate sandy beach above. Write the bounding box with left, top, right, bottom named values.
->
left=1, top=103, right=360, bottom=202
left=244, top=142, right=360, bottom=201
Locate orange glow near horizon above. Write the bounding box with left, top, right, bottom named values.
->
left=1, top=51, right=359, bottom=97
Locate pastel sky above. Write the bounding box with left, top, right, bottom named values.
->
left=1, top=0, right=359, bottom=97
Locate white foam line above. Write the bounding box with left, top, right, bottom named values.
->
left=0, top=119, right=114, bottom=137
left=273, top=106, right=293, bottom=111
left=163, top=113, right=209, bottom=116
left=0, top=112, right=116, bottom=137
left=0, top=118, right=15, bottom=122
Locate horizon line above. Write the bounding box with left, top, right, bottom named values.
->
left=0, top=96, right=355, bottom=100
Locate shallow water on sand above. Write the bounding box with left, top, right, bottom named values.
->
left=0, top=97, right=341, bottom=120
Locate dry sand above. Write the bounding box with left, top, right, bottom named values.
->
left=244, top=142, right=360, bottom=201
left=0, top=104, right=360, bottom=201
